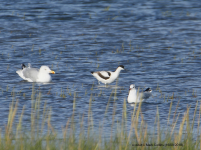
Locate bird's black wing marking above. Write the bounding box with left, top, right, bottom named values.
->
left=98, top=72, right=110, bottom=80
left=144, top=88, right=151, bottom=92
left=107, top=72, right=111, bottom=77
left=22, top=64, right=26, bottom=70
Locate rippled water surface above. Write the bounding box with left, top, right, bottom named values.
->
left=1, top=0, right=201, bottom=135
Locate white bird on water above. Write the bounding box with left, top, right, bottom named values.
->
left=91, top=65, right=125, bottom=85
left=127, top=84, right=152, bottom=103
left=16, top=63, right=55, bottom=83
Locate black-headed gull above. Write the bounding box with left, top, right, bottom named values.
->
left=127, top=84, right=152, bottom=103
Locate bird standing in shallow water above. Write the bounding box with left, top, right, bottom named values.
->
left=91, top=65, right=125, bottom=85
left=127, top=84, right=152, bottom=103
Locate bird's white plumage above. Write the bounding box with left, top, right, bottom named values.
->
left=127, top=84, right=152, bottom=103
left=16, top=64, right=55, bottom=83
left=91, top=65, right=124, bottom=84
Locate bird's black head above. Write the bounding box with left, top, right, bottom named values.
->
left=118, top=65, right=124, bottom=69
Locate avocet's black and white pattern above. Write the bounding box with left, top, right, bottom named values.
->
left=127, top=84, right=152, bottom=103
left=91, top=65, right=125, bottom=85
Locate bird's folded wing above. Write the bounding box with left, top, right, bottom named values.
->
left=23, top=68, right=39, bottom=82
left=98, top=71, right=111, bottom=79
left=141, top=93, right=152, bottom=99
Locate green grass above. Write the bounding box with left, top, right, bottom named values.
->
left=0, top=84, right=199, bottom=150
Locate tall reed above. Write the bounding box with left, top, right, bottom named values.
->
left=0, top=83, right=199, bottom=150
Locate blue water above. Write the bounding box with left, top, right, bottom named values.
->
left=0, top=0, right=201, bottom=136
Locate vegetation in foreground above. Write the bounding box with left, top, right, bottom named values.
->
left=0, top=84, right=199, bottom=150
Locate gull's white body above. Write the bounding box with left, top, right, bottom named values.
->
left=16, top=65, right=55, bottom=83
left=91, top=65, right=124, bottom=84
left=127, top=84, right=152, bottom=103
